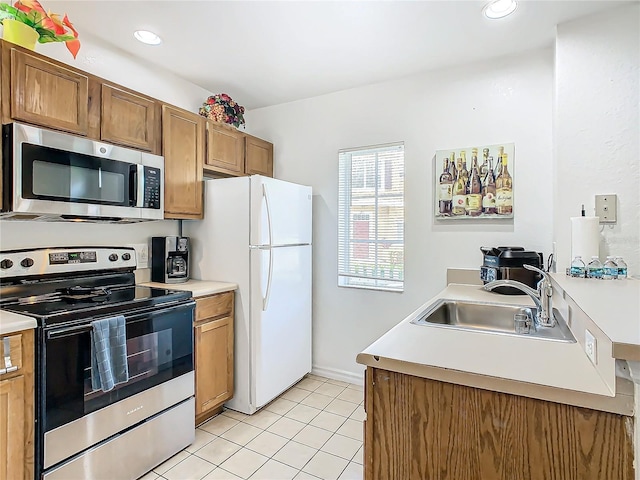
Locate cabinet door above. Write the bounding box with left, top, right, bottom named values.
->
left=10, top=48, right=89, bottom=135
left=204, top=121, right=245, bottom=176
left=245, top=135, right=274, bottom=177
left=0, top=375, right=25, bottom=480
left=101, top=85, right=160, bottom=153
left=162, top=105, right=204, bottom=219
left=195, top=316, right=234, bottom=416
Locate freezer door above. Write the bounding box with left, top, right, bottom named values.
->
left=250, top=175, right=312, bottom=247
left=250, top=245, right=312, bottom=409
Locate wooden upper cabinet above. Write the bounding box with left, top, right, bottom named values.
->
left=245, top=134, right=274, bottom=177
left=162, top=105, right=204, bottom=219
left=10, top=47, right=89, bottom=136
left=204, top=121, right=245, bottom=176
left=101, top=85, right=160, bottom=154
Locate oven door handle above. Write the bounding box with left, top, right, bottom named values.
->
left=47, top=324, right=93, bottom=339
left=46, top=301, right=196, bottom=339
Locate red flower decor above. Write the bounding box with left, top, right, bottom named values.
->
left=199, top=93, right=246, bottom=128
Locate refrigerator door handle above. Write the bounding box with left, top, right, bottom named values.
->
left=262, top=183, right=274, bottom=247
left=263, top=249, right=274, bottom=311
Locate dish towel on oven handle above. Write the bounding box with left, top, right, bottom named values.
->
left=90, top=315, right=129, bottom=392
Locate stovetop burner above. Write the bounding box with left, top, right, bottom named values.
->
left=58, top=286, right=112, bottom=302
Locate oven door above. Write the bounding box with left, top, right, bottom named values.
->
left=40, top=301, right=194, bottom=469
left=3, top=122, right=164, bottom=220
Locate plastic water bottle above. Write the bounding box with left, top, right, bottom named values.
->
left=603, top=256, right=618, bottom=280
left=570, top=256, right=586, bottom=278
left=587, top=256, right=604, bottom=279
left=615, top=257, right=628, bottom=279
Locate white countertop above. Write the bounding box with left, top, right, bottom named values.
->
left=141, top=279, right=237, bottom=298
left=357, top=284, right=615, bottom=399
left=550, top=273, right=640, bottom=347
left=0, top=310, right=37, bottom=335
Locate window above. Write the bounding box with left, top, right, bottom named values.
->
left=338, top=142, right=404, bottom=292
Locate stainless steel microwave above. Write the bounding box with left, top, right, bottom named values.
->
left=1, top=123, right=164, bottom=222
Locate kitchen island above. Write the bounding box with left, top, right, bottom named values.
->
left=357, top=275, right=638, bottom=480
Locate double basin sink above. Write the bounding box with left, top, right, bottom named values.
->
left=411, top=299, right=575, bottom=343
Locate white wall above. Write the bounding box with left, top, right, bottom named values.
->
left=554, top=4, right=640, bottom=275
left=246, top=48, right=554, bottom=381
left=0, top=32, right=214, bottom=254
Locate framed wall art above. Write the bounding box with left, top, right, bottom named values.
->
left=434, top=142, right=514, bottom=220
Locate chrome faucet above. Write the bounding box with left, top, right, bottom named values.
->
left=483, top=264, right=555, bottom=327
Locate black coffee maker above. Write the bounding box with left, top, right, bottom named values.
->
left=151, top=236, right=189, bottom=283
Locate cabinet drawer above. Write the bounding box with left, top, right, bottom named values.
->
left=0, top=333, right=23, bottom=376
left=196, top=292, right=233, bottom=322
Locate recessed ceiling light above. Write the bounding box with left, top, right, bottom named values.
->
left=483, top=0, right=518, bottom=19
left=134, top=30, right=162, bottom=45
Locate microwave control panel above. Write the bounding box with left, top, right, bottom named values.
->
left=143, top=167, right=161, bottom=209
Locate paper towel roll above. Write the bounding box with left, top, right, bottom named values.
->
left=571, top=217, right=600, bottom=261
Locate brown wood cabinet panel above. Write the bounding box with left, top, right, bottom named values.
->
left=245, top=135, right=274, bottom=177
left=366, top=368, right=634, bottom=480
left=204, top=121, right=245, bottom=176
left=0, top=375, right=25, bottom=480
left=101, top=85, right=160, bottom=153
left=195, top=292, right=234, bottom=322
left=195, top=315, right=234, bottom=419
left=10, top=48, right=89, bottom=135
left=162, top=105, right=204, bottom=219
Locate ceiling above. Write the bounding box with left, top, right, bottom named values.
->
left=46, top=0, right=633, bottom=110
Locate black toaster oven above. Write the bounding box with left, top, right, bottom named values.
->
left=480, top=246, right=543, bottom=295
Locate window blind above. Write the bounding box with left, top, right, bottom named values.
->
left=338, top=142, right=405, bottom=292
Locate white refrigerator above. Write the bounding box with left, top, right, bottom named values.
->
left=185, top=175, right=312, bottom=414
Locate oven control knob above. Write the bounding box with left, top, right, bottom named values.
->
left=122, top=253, right=131, bottom=261
left=20, top=258, right=34, bottom=268
left=0, top=259, right=13, bottom=269
left=108, top=253, right=119, bottom=262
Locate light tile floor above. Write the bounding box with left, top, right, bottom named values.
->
left=139, top=375, right=364, bottom=480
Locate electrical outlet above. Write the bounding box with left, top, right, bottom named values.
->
left=585, top=329, right=597, bottom=365
left=128, top=243, right=149, bottom=269
left=595, top=194, right=617, bottom=224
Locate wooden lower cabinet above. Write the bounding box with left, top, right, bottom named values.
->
left=0, top=330, right=34, bottom=480
left=194, top=292, right=235, bottom=425
left=364, top=368, right=634, bottom=480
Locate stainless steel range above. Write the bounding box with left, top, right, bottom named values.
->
left=0, top=247, right=195, bottom=480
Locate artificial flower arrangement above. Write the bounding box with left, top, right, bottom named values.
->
left=0, top=0, right=80, bottom=58
left=199, top=94, right=246, bottom=128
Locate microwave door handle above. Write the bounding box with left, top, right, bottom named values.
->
left=135, top=164, right=145, bottom=207
left=129, top=165, right=138, bottom=207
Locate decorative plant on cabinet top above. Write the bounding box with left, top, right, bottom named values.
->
left=0, top=0, right=80, bottom=58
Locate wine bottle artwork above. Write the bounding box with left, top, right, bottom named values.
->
left=434, top=142, right=514, bottom=220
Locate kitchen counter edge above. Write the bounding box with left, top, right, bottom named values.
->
left=141, top=280, right=238, bottom=298
left=0, top=310, right=38, bottom=335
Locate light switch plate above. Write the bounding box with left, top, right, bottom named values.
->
left=595, top=194, right=617, bottom=224
left=585, top=329, right=597, bottom=365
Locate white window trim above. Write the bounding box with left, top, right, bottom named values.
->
left=338, top=142, right=404, bottom=292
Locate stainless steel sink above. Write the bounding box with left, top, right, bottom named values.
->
left=411, top=299, right=575, bottom=343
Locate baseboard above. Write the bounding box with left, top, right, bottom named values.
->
left=311, top=365, right=365, bottom=386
